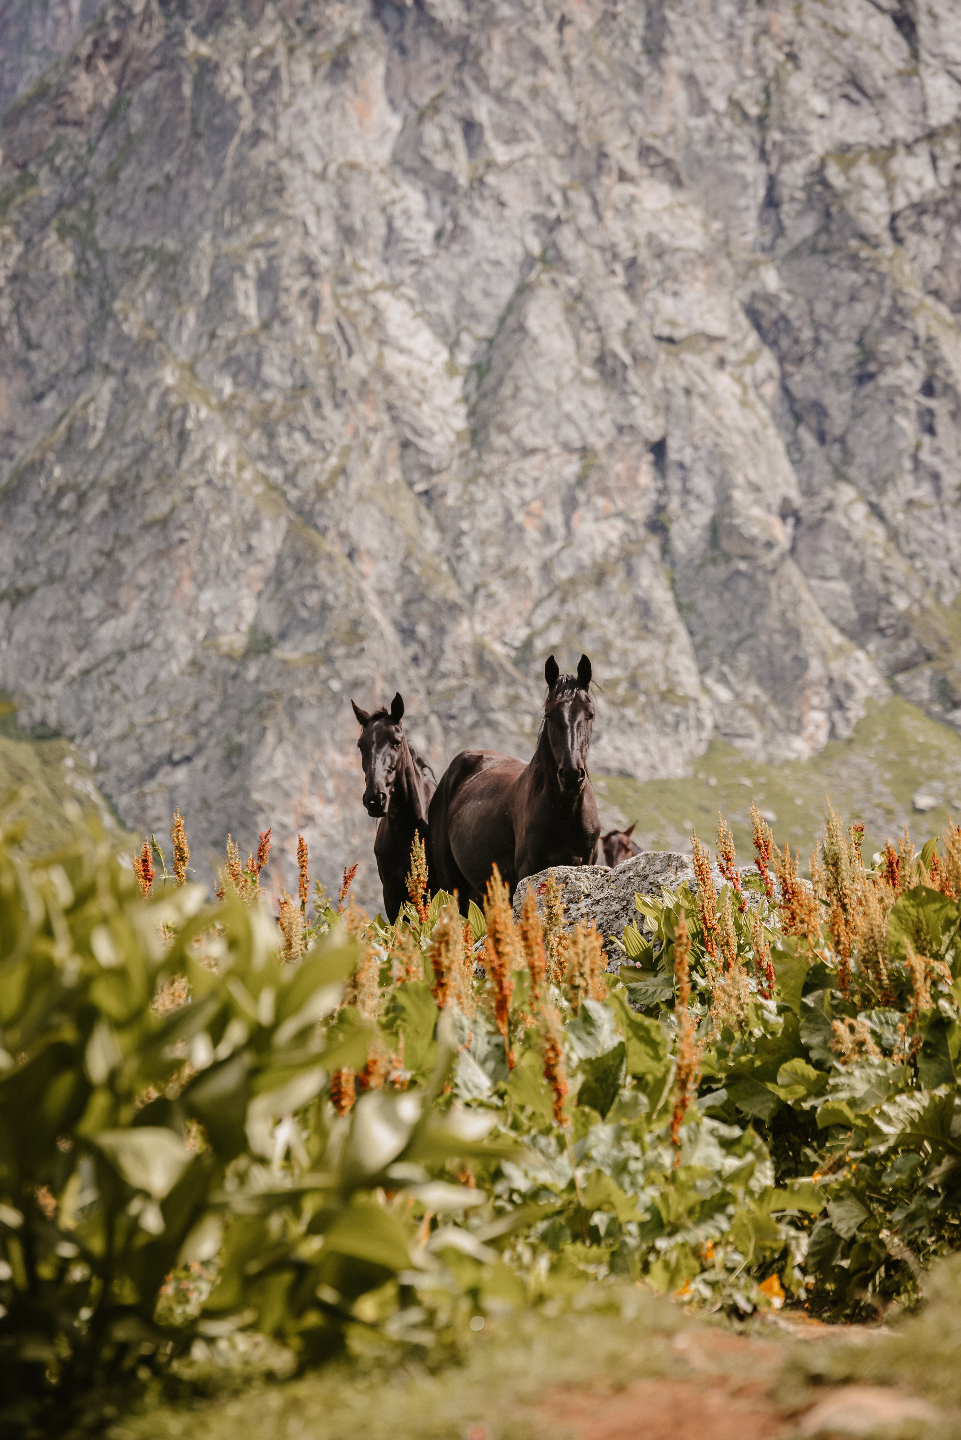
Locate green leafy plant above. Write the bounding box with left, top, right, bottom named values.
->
left=0, top=808, right=506, bottom=1433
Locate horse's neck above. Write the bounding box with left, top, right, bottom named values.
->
left=528, top=725, right=562, bottom=802
left=389, top=742, right=431, bottom=831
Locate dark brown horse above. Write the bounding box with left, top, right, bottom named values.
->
left=600, top=822, right=639, bottom=868
left=351, top=693, right=435, bottom=922
left=428, top=655, right=600, bottom=911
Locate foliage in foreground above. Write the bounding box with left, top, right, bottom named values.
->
left=1, top=796, right=960, bottom=1431
left=615, top=808, right=961, bottom=1316
left=0, top=810, right=506, bottom=1434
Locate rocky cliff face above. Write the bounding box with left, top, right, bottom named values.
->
left=1, top=0, right=960, bottom=903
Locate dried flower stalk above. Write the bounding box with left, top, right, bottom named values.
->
left=830, top=1016, right=880, bottom=1065
left=691, top=832, right=719, bottom=961
left=772, top=842, right=820, bottom=945
left=939, top=820, right=961, bottom=898
left=519, top=888, right=547, bottom=1011
left=542, top=871, right=567, bottom=985
left=342, top=909, right=380, bottom=1020
left=278, top=889, right=304, bottom=963
left=717, top=888, right=737, bottom=974
left=750, top=803, right=776, bottom=901
left=749, top=908, right=776, bottom=999
left=357, top=1039, right=390, bottom=1093
left=339, top=862, right=359, bottom=915
left=565, top=921, right=608, bottom=1014
left=406, top=832, right=429, bottom=924
left=255, top=827, right=272, bottom=875
left=330, top=1069, right=356, bottom=1115
left=542, top=1010, right=569, bottom=1127
left=297, top=834, right=309, bottom=911
left=171, top=808, right=190, bottom=886
left=716, top=813, right=745, bottom=913
left=483, top=864, right=516, bottom=1070
left=429, top=899, right=472, bottom=1014
left=133, top=839, right=155, bottom=898
left=392, top=925, right=423, bottom=984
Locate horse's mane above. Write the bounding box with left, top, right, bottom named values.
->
left=547, top=674, right=583, bottom=701
left=412, top=750, right=436, bottom=781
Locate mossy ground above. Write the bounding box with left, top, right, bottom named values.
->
left=110, top=1259, right=961, bottom=1440
left=595, top=695, right=961, bottom=868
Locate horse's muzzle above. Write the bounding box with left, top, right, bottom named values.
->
left=364, top=791, right=388, bottom=817
left=558, top=766, right=586, bottom=794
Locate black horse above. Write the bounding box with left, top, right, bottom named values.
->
left=351, top=693, right=435, bottom=922
left=428, top=655, right=600, bottom=912
left=600, top=822, right=639, bottom=868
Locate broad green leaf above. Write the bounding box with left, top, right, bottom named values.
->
left=816, top=1099, right=857, bottom=1129
left=507, top=1044, right=555, bottom=1125
left=826, top=1188, right=869, bottom=1240
left=565, top=999, right=620, bottom=1060
left=726, top=1077, right=783, bottom=1122
left=183, top=1051, right=253, bottom=1160
left=888, top=886, right=959, bottom=961
left=275, top=938, right=359, bottom=1025
left=405, top=1182, right=487, bottom=1211
left=621, top=922, right=651, bottom=964
left=340, top=1090, right=423, bottom=1188
left=624, top=974, right=673, bottom=1008
left=577, top=1042, right=625, bottom=1119
left=246, top=1068, right=327, bottom=1158
left=606, top=990, right=670, bottom=1102
left=918, top=1014, right=957, bottom=1089
left=96, top=1127, right=191, bottom=1199
left=384, top=981, right=438, bottom=1083
left=776, top=1059, right=828, bottom=1096
left=468, top=901, right=486, bottom=942
left=322, top=1200, right=411, bottom=1272
left=581, top=1169, right=641, bottom=1222
left=773, top=946, right=808, bottom=1015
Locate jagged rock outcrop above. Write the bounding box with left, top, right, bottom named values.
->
left=1, top=0, right=960, bottom=903
left=0, top=0, right=104, bottom=118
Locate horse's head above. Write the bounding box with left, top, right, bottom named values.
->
left=543, top=653, right=595, bottom=796
left=351, top=692, right=406, bottom=817
left=601, top=823, right=636, bottom=867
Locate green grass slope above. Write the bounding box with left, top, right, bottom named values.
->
left=0, top=700, right=124, bottom=852
left=595, top=695, right=961, bottom=867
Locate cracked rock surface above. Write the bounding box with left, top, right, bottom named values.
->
left=1, top=0, right=961, bottom=903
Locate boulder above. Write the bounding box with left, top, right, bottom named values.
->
left=513, top=852, right=766, bottom=965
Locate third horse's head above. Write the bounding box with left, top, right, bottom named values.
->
left=351, top=692, right=406, bottom=817
left=542, top=654, right=594, bottom=796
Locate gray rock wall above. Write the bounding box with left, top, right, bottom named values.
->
left=1, top=0, right=960, bottom=905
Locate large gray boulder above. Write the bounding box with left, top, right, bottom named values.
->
left=513, top=852, right=765, bottom=964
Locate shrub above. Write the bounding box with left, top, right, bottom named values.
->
left=0, top=810, right=503, bottom=1434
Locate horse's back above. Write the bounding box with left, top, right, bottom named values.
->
left=428, top=749, right=525, bottom=904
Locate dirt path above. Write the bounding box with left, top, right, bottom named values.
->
left=532, top=1324, right=946, bottom=1440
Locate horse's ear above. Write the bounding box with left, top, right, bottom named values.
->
left=577, top=654, right=592, bottom=689
left=390, top=692, right=405, bottom=723
left=545, top=655, right=560, bottom=689
left=625, top=822, right=636, bottom=838
left=351, top=699, right=370, bottom=728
